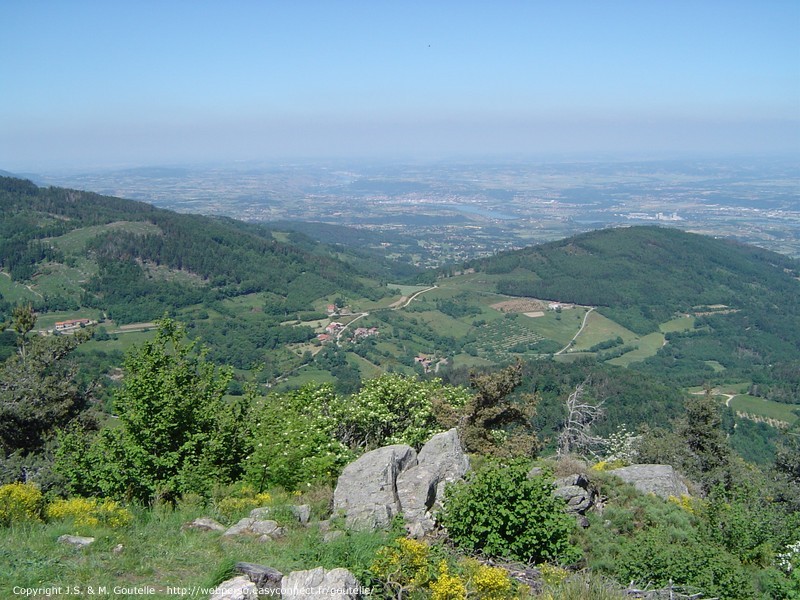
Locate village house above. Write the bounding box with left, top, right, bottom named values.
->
left=54, top=318, right=92, bottom=332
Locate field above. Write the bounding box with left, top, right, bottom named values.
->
left=570, top=311, right=637, bottom=351
left=730, top=394, right=799, bottom=426
left=608, top=332, right=666, bottom=367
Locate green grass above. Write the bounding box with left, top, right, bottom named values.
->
left=0, top=499, right=393, bottom=599
left=607, top=332, right=666, bottom=367
left=704, top=360, right=726, bottom=372
left=77, top=330, right=155, bottom=355
left=0, top=272, right=40, bottom=303
left=570, top=311, right=637, bottom=351
left=659, top=315, right=696, bottom=333
left=274, top=366, right=336, bottom=391
left=730, top=395, right=799, bottom=424
left=387, top=284, right=431, bottom=297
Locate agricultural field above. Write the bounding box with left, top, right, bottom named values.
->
left=607, top=332, right=666, bottom=367
left=570, top=311, right=637, bottom=351
left=730, top=394, right=799, bottom=426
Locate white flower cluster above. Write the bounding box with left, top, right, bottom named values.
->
left=777, top=540, right=800, bottom=573
left=602, top=425, right=641, bottom=465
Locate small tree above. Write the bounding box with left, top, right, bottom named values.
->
left=0, top=308, right=92, bottom=456
left=460, top=361, right=540, bottom=457
left=58, top=318, right=249, bottom=502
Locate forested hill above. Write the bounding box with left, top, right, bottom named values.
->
left=470, top=225, right=800, bottom=332
left=0, top=176, right=390, bottom=323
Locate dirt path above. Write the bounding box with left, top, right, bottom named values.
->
left=391, top=285, right=437, bottom=310
left=555, top=307, right=595, bottom=355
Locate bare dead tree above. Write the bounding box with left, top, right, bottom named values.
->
left=558, top=382, right=605, bottom=457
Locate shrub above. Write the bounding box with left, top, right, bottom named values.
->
left=429, top=561, right=466, bottom=600
left=46, top=497, right=133, bottom=529
left=369, top=538, right=520, bottom=600
left=440, top=459, right=581, bottom=564
left=213, top=487, right=272, bottom=523
left=0, top=482, right=43, bottom=526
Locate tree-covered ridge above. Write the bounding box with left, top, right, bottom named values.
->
left=470, top=225, right=800, bottom=358
left=0, top=176, right=390, bottom=323
left=473, top=225, right=798, bottom=323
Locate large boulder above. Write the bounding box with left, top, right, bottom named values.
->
left=609, top=464, right=689, bottom=499
left=333, top=444, right=416, bottom=529
left=281, top=567, right=362, bottom=599
left=396, top=428, right=470, bottom=536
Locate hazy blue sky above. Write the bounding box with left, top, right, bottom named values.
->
left=2, top=1, right=798, bottom=169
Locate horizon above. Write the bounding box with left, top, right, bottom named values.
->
left=2, top=1, right=799, bottom=171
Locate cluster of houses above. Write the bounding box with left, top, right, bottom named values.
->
left=317, top=321, right=379, bottom=344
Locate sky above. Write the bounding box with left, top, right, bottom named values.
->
left=1, top=1, right=799, bottom=170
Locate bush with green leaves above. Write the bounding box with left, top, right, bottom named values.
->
left=246, top=374, right=470, bottom=491
left=56, top=318, right=250, bottom=503
left=245, top=384, right=355, bottom=491
left=440, top=459, right=580, bottom=564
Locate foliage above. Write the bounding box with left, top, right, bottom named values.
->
left=460, top=361, right=540, bottom=457
left=246, top=374, right=469, bottom=490
left=212, top=486, right=273, bottom=523
left=440, top=459, right=580, bottom=564
left=246, top=383, right=354, bottom=491
left=368, top=537, right=521, bottom=600
left=0, top=313, right=92, bottom=455
left=46, top=497, right=132, bottom=529
left=0, top=482, right=43, bottom=526
left=614, top=527, right=754, bottom=599
left=56, top=318, right=250, bottom=503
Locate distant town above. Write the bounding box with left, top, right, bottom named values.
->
left=29, top=156, right=800, bottom=265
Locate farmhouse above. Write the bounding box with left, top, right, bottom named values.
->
left=54, top=318, right=91, bottom=331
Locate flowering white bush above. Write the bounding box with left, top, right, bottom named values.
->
left=246, top=374, right=470, bottom=490
left=601, top=425, right=641, bottom=465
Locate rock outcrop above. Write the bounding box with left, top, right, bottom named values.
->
left=396, top=428, right=470, bottom=536
left=333, top=428, right=469, bottom=536
left=333, top=443, right=418, bottom=529
left=609, top=464, right=689, bottom=499
left=182, top=517, right=227, bottom=532
left=553, top=473, right=596, bottom=515
left=281, top=567, right=362, bottom=599
left=235, top=562, right=283, bottom=596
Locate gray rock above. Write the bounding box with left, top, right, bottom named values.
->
left=183, top=517, right=227, bottom=532
left=210, top=575, right=258, bottom=599
left=333, top=444, right=416, bottom=529
left=57, top=534, right=94, bottom=548
left=235, top=562, right=283, bottom=594
left=281, top=567, right=362, bottom=599
left=250, top=519, right=283, bottom=536
left=223, top=517, right=256, bottom=537
left=553, top=473, right=595, bottom=515
left=249, top=507, right=271, bottom=519
left=291, top=504, right=311, bottom=525
left=396, top=428, right=470, bottom=536
left=224, top=517, right=284, bottom=538
left=323, top=530, right=344, bottom=543
left=609, top=464, right=689, bottom=499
